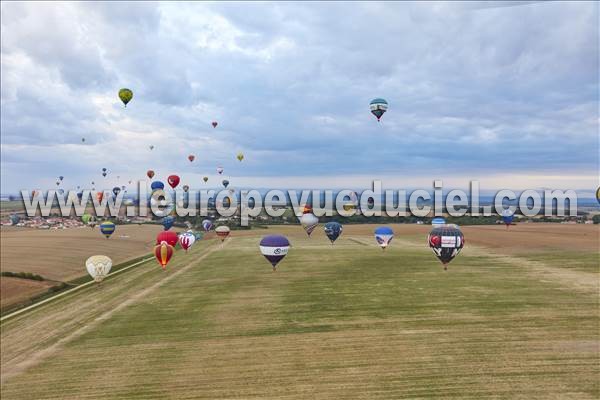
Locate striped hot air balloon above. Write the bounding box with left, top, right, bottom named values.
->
left=300, top=213, right=319, bottom=237
left=215, top=226, right=231, bottom=242
left=99, top=221, right=116, bottom=238
left=154, top=242, right=174, bottom=269
left=259, top=235, right=290, bottom=271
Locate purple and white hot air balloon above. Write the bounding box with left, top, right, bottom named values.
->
left=259, top=235, right=290, bottom=271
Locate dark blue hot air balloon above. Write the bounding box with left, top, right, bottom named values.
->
left=151, top=181, right=165, bottom=191
left=369, top=98, right=388, bottom=122
left=112, top=187, right=121, bottom=197
left=162, top=216, right=175, bottom=230
left=202, top=219, right=214, bottom=232
left=9, top=214, right=20, bottom=225
left=259, top=235, right=290, bottom=270
left=324, top=221, right=343, bottom=244
left=428, top=225, right=464, bottom=270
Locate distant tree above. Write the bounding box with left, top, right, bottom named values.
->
left=592, top=215, right=600, bottom=224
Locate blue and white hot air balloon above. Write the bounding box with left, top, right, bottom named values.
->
left=259, top=235, right=290, bottom=271
left=501, top=209, right=514, bottom=229
left=374, top=226, right=394, bottom=249
left=151, top=181, right=165, bottom=191
left=202, top=219, right=214, bottom=232
left=369, top=98, right=388, bottom=122
left=431, top=217, right=446, bottom=227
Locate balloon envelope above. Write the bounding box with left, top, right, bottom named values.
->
left=369, top=98, right=388, bottom=121
left=118, top=88, right=133, bottom=106
left=147, top=170, right=155, bottom=179
left=151, top=181, right=165, bottom=191
left=178, top=232, right=196, bottom=251
left=428, top=225, right=465, bottom=268
left=501, top=209, right=514, bottom=227
left=259, top=235, right=290, bottom=270
left=212, top=121, right=218, bottom=128
left=217, top=167, right=224, bottom=175
left=112, top=187, right=121, bottom=196
left=215, top=225, right=231, bottom=242
left=154, top=242, right=174, bottom=269
left=156, top=230, right=178, bottom=247
left=9, top=214, right=20, bottom=225
left=222, top=180, right=229, bottom=188
left=86, top=255, right=112, bottom=282
left=202, top=219, right=214, bottom=232
left=374, top=227, right=394, bottom=249
left=188, top=155, right=195, bottom=162
left=162, top=216, right=175, bottom=230
left=432, top=217, right=446, bottom=227
left=300, top=213, right=319, bottom=236
left=99, top=221, right=116, bottom=238
left=167, top=175, right=180, bottom=189
left=324, top=221, right=343, bottom=243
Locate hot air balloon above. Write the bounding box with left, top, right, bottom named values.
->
left=91, top=181, right=95, bottom=186
left=596, top=186, right=600, bottom=204
left=324, top=221, right=342, bottom=244
left=56, top=181, right=60, bottom=186
left=222, top=180, right=229, bottom=188
left=202, top=219, right=214, bottom=232
left=59, top=176, right=64, bottom=181
left=178, top=232, right=196, bottom=252
left=156, top=230, right=178, bottom=247
left=96, top=191, right=104, bottom=203
left=9, top=214, right=20, bottom=225
left=212, top=121, right=218, bottom=128
left=154, top=242, right=174, bottom=270
left=260, top=235, right=290, bottom=271
left=99, top=221, right=116, bottom=238
left=369, top=98, right=388, bottom=122
left=118, top=88, right=133, bottom=107
left=112, top=187, right=121, bottom=197
left=300, top=213, right=319, bottom=237
left=167, top=175, right=180, bottom=189
left=203, top=176, right=208, bottom=183
left=102, top=172, right=107, bottom=177
left=102, top=168, right=107, bottom=172
left=147, top=170, right=155, bottom=179
left=162, top=216, right=175, bottom=230
left=215, top=226, right=231, bottom=242
left=151, top=181, right=165, bottom=191
left=428, top=225, right=464, bottom=269
left=86, top=255, right=112, bottom=282
left=149, top=145, right=154, bottom=151
left=188, top=155, right=195, bottom=162
left=182, top=185, right=189, bottom=192
left=193, top=231, right=204, bottom=241
left=432, top=217, right=446, bottom=227
left=501, top=209, right=514, bottom=229
left=374, top=227, right=394, bottom=249
left=81, top=213, right=92, bottom=225
left=81, top=137, right=85, bottom=143
left=237, top=152, right=244, bottom=162
left=58, top=189, right=65, bottom=196
left=216, top=166, right=224, bottom=175
left=301, top=204, right=313, bottom=215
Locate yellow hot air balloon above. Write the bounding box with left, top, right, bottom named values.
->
left=118, top=88, right=133, bottom=107
left=237, top=152, right=244, bottom=162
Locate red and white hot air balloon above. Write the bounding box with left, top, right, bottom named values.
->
left=178, top=232, right=196, bottom=252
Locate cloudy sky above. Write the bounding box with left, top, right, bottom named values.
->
left=1, top=1, right=598, bottom=194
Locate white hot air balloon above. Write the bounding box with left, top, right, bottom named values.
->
left=300, top=213, right=319, bottom=237
left=86, top=255, right=112, bottom=282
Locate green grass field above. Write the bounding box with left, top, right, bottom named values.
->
left=1, top=229, right=598, bottom=399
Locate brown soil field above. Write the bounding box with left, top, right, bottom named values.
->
left=0, top=278, right=56, bottom=309
left=0, top=224, right=162, bottom=281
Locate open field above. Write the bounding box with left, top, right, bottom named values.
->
left=0, top=225, right=162, bottom=310
left=1, top=224, right=598, bottom=399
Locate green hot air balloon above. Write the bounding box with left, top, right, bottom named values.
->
left=118, top=88, right=133, bottom=107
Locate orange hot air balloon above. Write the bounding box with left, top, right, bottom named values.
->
left=302, top=204, right=312, bottom=215
left=147, top=170, right=155, bottom=179
left=154, top=241, right=174, bottom=270
left=96, top=191, right=104, bottom=203
left=188, top=155, right=195, bottom=162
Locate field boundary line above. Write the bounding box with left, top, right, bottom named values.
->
left=0, top=241, right=225, bottom=384
left=0, top=255, right=155, bottom=323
